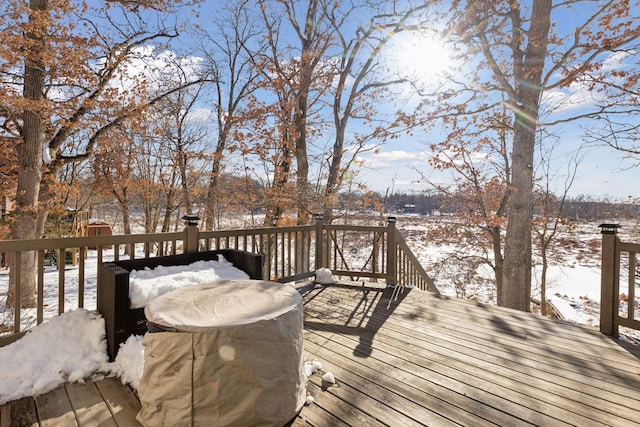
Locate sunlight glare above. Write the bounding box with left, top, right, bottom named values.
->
left=389, top=32, right=452, bottom=85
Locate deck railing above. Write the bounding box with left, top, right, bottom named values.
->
left=314, top=216, right=437, bottom=293
left=197, top=224, right=316, bottom=283
left=0, top=230, right=187, bottom=346
left=600, top=224, right=640, bottom=337
left=0, top=215, right=438, bottom=347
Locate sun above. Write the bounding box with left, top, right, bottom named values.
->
left=387, top=32, right=452, bottom=86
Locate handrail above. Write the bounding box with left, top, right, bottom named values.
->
left=0, top=232, right=184, bottom=252
left=0, top=216, right=439, bottom=347
left=395, top=230, right=440, bottom=294
left=600, top=226, right=640, bottom=337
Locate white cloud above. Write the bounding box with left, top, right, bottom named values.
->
left=542, top=80, right=600, bottom=113
left=107, top=46, right=204, bottom=97
left=187, top=107, right=214, bottom=123
left=600, top=50, right=633, bottom=72
left=357, top=149, right=430, bottom=168
left=542, top=50, right=635, bottom=114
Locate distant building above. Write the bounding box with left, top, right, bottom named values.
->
left=87, top=219, right=113, bottom=249
left=402, top=204, right=416, bottom=213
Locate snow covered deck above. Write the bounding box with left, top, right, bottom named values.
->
left=3, top=283, right=640, bottom=426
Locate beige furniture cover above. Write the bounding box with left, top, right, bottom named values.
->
left=137, top=280, right=305, bottom=427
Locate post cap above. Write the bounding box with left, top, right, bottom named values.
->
left=598, top=223, right=620, bottom=234
left=182, top=215, right=200, bottom=226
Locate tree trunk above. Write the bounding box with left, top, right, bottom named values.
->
left=204, top=127, right=228, bottom=230
left=501, top=0, right=552, bottom=312
left=294, top=92, right=310, bottom=225
left=292, top=0, right=318, bottom=226
left=263, top=161, right=290, bottom=228
left=491, top=226, right=504, bottom=301
left=540, top=239, right=548, bottom=316
left=161, top=205, right=173, bottom=233
left=263, top=127, right=293, bottom=227
left=501, top=125, right=534, bottom=311
left=122, top=201, right=131, bottom=235
left=144, top=202, right=153, bottom=233
left=7, top=0, right=49, bottom=309
left=177, top=149, right=192, bottom=216
left=323, top=128, right=345, bottom=223
left=204, top=163, right=221, bottom=230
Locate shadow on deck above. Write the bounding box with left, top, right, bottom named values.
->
left=300, top=281, right=415, bottom=359
left=297, top=283, right=640, bottom=426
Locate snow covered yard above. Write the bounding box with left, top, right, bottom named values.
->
left=398, top=216, right=640, bottom=332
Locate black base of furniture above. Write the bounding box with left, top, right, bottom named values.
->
left=97, top=250, right=264, bottom=360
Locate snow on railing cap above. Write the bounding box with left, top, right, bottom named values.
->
left=182, top=215, right=200, bottom=226
left=598, top=223, right=620, bottom=234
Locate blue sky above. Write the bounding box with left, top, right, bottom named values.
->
left=176, top=0, right=640, bottom=201
left=348, top=3, right=640, bottom=200
left=355, top=135, right=640, bottom=199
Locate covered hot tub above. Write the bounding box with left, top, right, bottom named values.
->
left=136, top=280, right=306, bottom=426
left=97, top=249, right=264, bottom=360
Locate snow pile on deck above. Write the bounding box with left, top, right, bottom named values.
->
left=110, top=335, right=145, bottom=390
left=315, top=267, right=337, bottom=285
left=0, top=309, right=109, bottom=405
left=129, top=256, right=249, bottom=308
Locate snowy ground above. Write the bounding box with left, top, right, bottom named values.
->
left=397, top=215, right=640, bottom=332
left=0, top=214, right=639, bottom=405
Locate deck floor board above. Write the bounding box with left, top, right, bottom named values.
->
left=94, top=377, right=141, bottom=427
left=2, top=283, right=639, bottom=426
left=65, top=382, right=117, bottom=427
left=34, top=387, right=77, bottom=427
left=306, top=287, right=640, bottom=406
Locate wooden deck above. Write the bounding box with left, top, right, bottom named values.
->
left=0, top=377, right=141, bottom=427
left=298, top=284, right=640, bottom=426
left=3, top=284, right=640, bottom=426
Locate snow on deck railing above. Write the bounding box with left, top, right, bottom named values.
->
left=600, top=224, right=640, bottom=337
left=0, top=215, right=438, bottom=347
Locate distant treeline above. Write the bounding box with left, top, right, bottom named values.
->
left=361, top=192, right=639, bottom=221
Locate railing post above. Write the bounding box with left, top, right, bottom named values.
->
left=387, top=216, right=397, bottom=287
left=314, top=213, right=324, bottom=271
left=14, top=252, right=21, bottom=333
left=599, top=223, right=620, bottom=337
left=183, top=215, right=201, bottom=254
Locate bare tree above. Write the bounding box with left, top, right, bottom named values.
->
left=0, top=0, right=205, bottom=307
left=254, top=0, right=334, bottom=226
left=422, top=106, right=512, bottom=299
left=322, top=1, right=432, bottom=222
left=92, top=124, right=137, bottom=236
left=420, top=0, right=640, bottom=311
left=533, top=138, right=582, bottom=315
left=198, top=0, right=264, bottom=230
left=152, top=82, right=209, bottom=224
